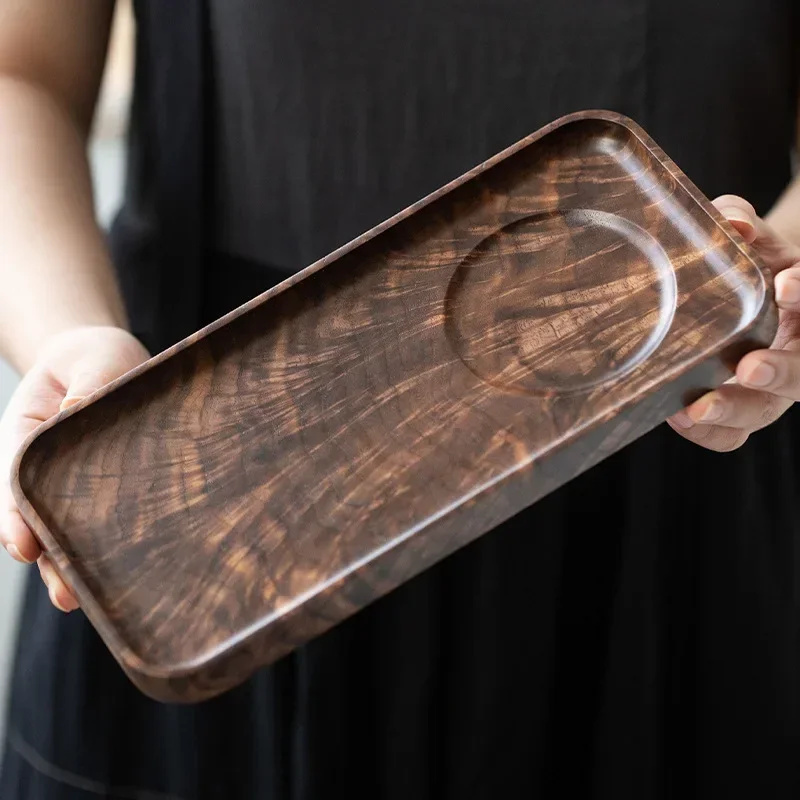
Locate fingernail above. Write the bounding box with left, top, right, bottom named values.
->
left=696, top=399, right=724, bottom=423
left=59, top=395, right=85, bottom=412
left=720, top=206, right=753, bottom=226
left=777, top=277, right=800, bottom=307
left=49, top=586, right=70, bottom=614
left=6, top=543, right=32, bottom=564
left=742, top=361, right=776, bottom=388
left=669, top=411, right=694, bottom=430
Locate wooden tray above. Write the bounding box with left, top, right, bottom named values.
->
left=12, top=111, right=777, bottom=703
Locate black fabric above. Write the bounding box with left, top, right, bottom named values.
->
left=207, top=0, right=652, bottom=269
left=108, top=0, right=207, bottom=352
left=206, top=0, right=797, bottom=271
left=3, top=1, right=800, bottom=798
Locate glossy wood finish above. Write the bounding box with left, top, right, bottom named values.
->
left=12, top=111, right=777, bottom=703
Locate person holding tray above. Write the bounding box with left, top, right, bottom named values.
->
left=1, top=1, right=800, bottom=798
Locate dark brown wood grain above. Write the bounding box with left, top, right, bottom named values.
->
left=12, top=111, right=777, bottom=703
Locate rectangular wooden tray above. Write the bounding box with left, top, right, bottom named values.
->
left=12, top=111, right=777, bottom=703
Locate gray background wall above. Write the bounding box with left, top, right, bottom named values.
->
left=0, top=360, right=24, bottom=751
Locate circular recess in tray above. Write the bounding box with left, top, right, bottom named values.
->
left=444, top=209, right=677, bottom=394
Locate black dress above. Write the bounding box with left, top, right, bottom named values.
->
left=3, top=1, right=800, bottom=797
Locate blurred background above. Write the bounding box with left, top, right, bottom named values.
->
left=0, top=1, right=134, bottom=747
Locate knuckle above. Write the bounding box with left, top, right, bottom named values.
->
left=772, top=318, right=795, bottom=350
left=772, top=357, right=800, bottom=397
left=689, top=424, right=716, bottom=443
left=689, top=422, right=749, bottom=452
left=755, top=395, right=791, bottom=429
left=714, top=431, right=750, bottom=452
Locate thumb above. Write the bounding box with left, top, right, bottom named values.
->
left=713, top=194, right=759, bottom=243
left=60, top=363, right=116, bottom=411
left=59, top=336, right=149, bottom=412
left=713, top=194, right=800, bottom=275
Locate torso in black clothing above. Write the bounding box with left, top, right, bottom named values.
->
left=207, top=0, right=796, bottom=271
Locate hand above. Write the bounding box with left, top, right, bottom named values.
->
left=668, top=195, right=800, bottom=451
left=0, top=326, right=149, bottom=611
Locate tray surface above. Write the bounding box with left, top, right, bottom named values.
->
left=12, top=111, right=775, bottom=701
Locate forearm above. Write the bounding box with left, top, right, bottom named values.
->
left=766, top=171, right=800, bottom=247
left=0, top=75, right=127, bottom=374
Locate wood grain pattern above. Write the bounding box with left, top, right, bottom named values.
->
left=12, top=111, right=777, bottom=703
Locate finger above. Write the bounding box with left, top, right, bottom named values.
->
left=713, top=195, right=759, bottom=243
left=737, top=348, right=800, bottom=402
left=1, top=507, right=38, bottom=564
left=53, top=331, right=149, bottom=410
left=684, top=384, right=792, bottom=431
left=714, top=195, right=800, bottom=275
left=667, top=416, right=750, bottom=452
left=0, top=370, right=62, bottom=562
left=774, top=266, right=800, bottom=312
left=61, top=357, right=128, bottom=410
left=38, top=556, right=79, bottom=613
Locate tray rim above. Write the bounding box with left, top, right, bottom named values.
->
left=9, top=109, right=776, bottom=686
